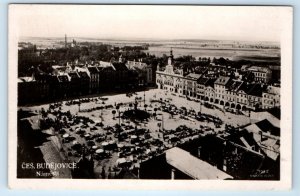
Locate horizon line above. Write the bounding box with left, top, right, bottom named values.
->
left=19, top=36, right=280, bottom=44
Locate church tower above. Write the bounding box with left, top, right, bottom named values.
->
left=166, top=48, right=174, bottom=74
left=168, top=48, right=173, bottom=65
left=65, top=34, right=67, bottom=48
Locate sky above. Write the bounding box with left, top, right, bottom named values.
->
left=9, top=5, right=291, bottom=42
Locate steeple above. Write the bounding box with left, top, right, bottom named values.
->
left=170, top=48, right=173, bottom=59
left=65, top=34, right=67, bottom=48
left=168, top=48, right=173, bottom=65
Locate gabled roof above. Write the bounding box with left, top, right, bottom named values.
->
left=214, top=76, right=231, bottom=86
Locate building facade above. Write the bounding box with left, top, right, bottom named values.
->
left=262, top=86, right=280, bottom=109
left=156, top=50, right=184, bottom=94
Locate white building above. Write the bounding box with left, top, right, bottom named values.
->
left=156, top=50, right=184, bottom=94
left=247, top=66, right=272, bottom=83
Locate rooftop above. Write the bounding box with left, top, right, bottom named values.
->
left=166, top=147, right=233, bottom=180
left=185, top=73, right=202, bottom=80
left=214, top=76, right=231, bottom=86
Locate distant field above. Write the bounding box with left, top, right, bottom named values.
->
left=145, top=46, right=280, bottom=62
left=19, top=37, right=281, bottom=63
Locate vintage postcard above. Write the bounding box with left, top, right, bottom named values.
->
left=8, top=4, right=292, bottom=190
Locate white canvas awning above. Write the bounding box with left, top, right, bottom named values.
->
left=166, top=147, right=233, bottom=180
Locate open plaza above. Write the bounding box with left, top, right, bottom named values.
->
left=19, top=88, right=252, bottom=179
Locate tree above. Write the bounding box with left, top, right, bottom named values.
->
left=112, top=110, right=116, bottom=119
left=129, top=103, right=133, bottom=110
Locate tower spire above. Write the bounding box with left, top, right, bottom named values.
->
left=170, top=47, right=173, bottom=58
left=65, top=34, right=67, bottom=48
left=168, top=48, right=173, bottom=65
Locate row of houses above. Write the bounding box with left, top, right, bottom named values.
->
left=18, top=58, right=155, bottom=105
left=156, top=51, right=280, bottom=111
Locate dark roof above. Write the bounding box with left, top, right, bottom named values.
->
left=246, top=83, right=264, bottom=97
left=228, top=129, right=258, bottom=148
left=35, top=73, right=58, bottom=82
left=206, top=78, right=217, bottom=88
left=87, top=67, right=99, bottom=74
left=267, top=108, right=281, bottom=120
left=214, top=76, right=231, bottom=86
left=227, top=80, right=244, bottom=92
left=112, top=62, right=129, bottom=71
left=255, top=119, right=280, bottom=136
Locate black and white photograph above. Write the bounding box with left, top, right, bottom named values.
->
left=8, top=4, right=292, bottom=190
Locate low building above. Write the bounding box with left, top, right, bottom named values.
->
left=126, top=60, right=154, bottom=86
left=247, top=66, right=272, bottom=83
left=244, top=119, right=280, bottom=161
